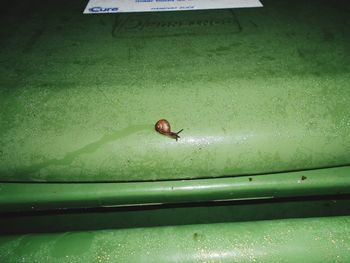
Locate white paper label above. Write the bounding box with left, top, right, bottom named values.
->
left=84, top=0, right=262, bottom=14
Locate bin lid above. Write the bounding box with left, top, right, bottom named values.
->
left=1, top=1, right=350, bottom=182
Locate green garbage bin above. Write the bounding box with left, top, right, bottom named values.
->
left=1, top=0, right=350, bottom=262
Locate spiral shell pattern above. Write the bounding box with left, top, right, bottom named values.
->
left=155, top=119, right=171, bottom=135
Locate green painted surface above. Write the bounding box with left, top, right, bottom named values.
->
left=1, top=216, right=350, bottom=262
left=2, top=198, right=350, bottom=235
left=1, top=0, right=350, bottom=181
left=1, top=166, right=350, bottom=212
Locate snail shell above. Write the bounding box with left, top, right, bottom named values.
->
left=155, top=119, right=171, bottom=135
left=155, top=119, right=183, bottom=141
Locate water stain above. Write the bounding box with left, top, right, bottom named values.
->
left=22, top=28, right=45, bottom=54
left=323, top=29, right=334, bottom=42
left=286, top=31, right=296, bottom=38
left=297, top=48, right=306, bottom=59
left=214, top=46, right=231, bottom=52
left=13, top=234, right=53, bottom=255
left=208, top=42, right=240, bottom=55
left=262, top=55, right=275, bottom=61
left=249, top=20, right=258, bottom=28
left=14, top=124, right=150, bottom=176
left=99, top=18, right=107, bottom=26
left=52, top=232, right=94, bottom=257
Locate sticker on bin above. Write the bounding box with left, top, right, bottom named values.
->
left=84, top=0, right=263, bottom=14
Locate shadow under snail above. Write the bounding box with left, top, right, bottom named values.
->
left=155, top=119, right=183, bottom=141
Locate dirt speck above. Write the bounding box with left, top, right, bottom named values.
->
left=193, top=232, right=204, bottom=241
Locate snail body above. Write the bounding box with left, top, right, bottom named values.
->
left=155, top=119, right=183, bottom=141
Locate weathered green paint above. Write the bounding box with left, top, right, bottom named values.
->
left=1, top=2, right=350, bottom=261
left=1, top=0, right=350, bottom=181
left=1, top=166, right=349, bottom=212
left=1, top=216, right=350, bottom=262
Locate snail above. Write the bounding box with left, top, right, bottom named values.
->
left=155, top=119, right=183, bottom=141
